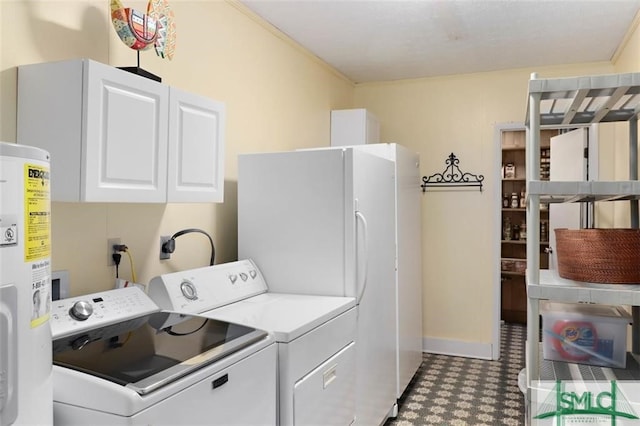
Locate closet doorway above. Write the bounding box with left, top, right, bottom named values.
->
left=493, top=123, right=598, bottom=351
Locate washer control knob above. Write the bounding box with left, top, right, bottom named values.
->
left=239, top=272, right=248, bottom=282
left=229, top=274, right=238, bottom=284
left=249, top=270, right=257, bottom=279
left=69, top=301, right=93, bottom=321
left=180, top=281, right=198, bottom=300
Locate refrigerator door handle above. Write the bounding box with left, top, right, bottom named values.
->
left=355, top=210, right=369, bottom=301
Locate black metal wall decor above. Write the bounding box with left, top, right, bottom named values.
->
left=421, top=152, right=484, bottom=192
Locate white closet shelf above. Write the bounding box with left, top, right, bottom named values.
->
left=523, top=350, right=640, bottom=384
left=528, top=270, right=640, bottom=305
left=528, top=180, right=640, bottom=202
left=527, top=72, right=640, bottom=127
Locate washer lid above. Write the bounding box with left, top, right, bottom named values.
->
left=53, top=311, right=267, bottom=395
left=204, top=293, right=356, bottom=342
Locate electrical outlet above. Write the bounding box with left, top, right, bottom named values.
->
left=160, top=235, right=171, bottom=260
left=107, top=238, right=121, bottom=266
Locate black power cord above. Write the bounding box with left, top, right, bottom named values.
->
left=161, top=228, right=216, bottom=266
left=112, top=253, right=122, bottom=278
left=112, top=244, right=129, bottom=278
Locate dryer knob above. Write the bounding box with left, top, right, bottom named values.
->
left=181, top=281, right=198, bottom=300
left=69, top=301, right=93, bottom=321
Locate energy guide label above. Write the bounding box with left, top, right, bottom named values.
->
left=23, top=164, right=50, bottom=262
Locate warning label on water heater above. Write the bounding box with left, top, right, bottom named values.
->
left=31, top=259, right=51, bottom=328
left=23, top=164, right=50, bottom=262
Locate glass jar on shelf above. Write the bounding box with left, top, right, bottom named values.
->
left=503, top=217, right=512, bottom=241
left=520, top=221, right=527, bottom=240
left=504, top=163, right=516, bottom=179
left=513, top=224, right=520, bottom=241
left=502, top=194, right=510, bottom=208
left=510, top=192, right=519, bottom=209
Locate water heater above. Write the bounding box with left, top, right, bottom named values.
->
left=0, top=142, right=52, bottom=425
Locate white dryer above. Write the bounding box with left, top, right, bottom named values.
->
left=50, top=286, right=277, bottom=425
left=148, top=259, right=357, bottom=426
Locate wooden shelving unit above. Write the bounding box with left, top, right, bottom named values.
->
left=500, top=129, right=556, bottom=324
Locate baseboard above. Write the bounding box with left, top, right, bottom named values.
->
left=423, top=336, right=494, bottom=360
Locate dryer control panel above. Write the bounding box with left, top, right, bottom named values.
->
left=147, top=259, right=268, bottom=314
left=50, top=286, right=159, bottom=339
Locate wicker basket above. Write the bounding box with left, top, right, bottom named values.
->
left=555, top=228, right=640, bottom=284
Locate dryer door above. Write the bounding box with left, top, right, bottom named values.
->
left=293, top=342, right=355, bottom=426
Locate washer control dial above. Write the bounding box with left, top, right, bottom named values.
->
left=69, top=301, right=93, bottom=321
left=180, top=280, right=198, bottom=300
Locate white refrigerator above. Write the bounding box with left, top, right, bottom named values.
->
left=238, top=147, right=397, bottom=426
left=344, top=143, right=423, bottom=400
left=297, top=143, right=424, bottom=400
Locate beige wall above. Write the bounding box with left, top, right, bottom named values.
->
left=614, top=13, right=640, bottom=73
left=3, top=0, right=639, bottom=352
left=611, top=14, right=640, bottom=226
left=0, top=1, right=353, bottom=295
left=353, top=62, right=617, bottom=347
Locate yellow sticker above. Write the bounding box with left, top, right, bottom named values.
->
left=24, top=164, right=50, bottom=262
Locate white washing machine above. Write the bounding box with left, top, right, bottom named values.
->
left=148, top=259, right=357, bottom=426
left=50, top=286, right=277, bottom=425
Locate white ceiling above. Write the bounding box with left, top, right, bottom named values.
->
left=241, top=0, right=640, bottom=83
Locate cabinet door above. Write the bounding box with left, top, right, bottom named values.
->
left=83, top=61, right=169, bottom=202
left=167, top=88, right=225, bottom=202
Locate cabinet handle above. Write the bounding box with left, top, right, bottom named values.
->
left=323, top=364, right=338, bottom=389
left=545, top=247, right=553, bottom=254
left=212, top=374, right=229, bottom=389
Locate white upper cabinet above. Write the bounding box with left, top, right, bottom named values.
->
left=167, top=88, right=225, bottom=202
left=330, top=108, right=380, bottom=147
left=18, top=59, right=168, bottom=202
left=17, top=58, right=225, bottom=203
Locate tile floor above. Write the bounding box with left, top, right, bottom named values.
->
left=385, top=323, right=526, bottom=426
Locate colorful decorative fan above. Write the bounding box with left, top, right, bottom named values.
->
left=111, top=0, right=176, bottom=60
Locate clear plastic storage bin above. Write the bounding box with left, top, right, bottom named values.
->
left=541, top=301, right=631, bottom=368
